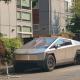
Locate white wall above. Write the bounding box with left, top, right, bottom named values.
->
left=50, top=0, right=66, bottom=34
left=0, top=0, right=17, bottom=38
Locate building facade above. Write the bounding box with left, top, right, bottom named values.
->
left=33, top=0, right=67, bottom=36
left=0, top=0, right=33, bottom=38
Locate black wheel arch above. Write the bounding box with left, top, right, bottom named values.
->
left=45, top=53, right=56, bottom=64
left=74, top=49, right=80, bottom=65
left=75, top=49, right=80, bottom=57
left=76, top=49, right=80, bottom=54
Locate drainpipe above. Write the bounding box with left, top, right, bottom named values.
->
left=49, top=0, right=51, bottom=35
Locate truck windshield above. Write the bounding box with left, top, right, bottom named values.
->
left=22, top=37, right=57, bottom=49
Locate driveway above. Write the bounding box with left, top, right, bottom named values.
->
left=0, top=64, right=80, bottom=80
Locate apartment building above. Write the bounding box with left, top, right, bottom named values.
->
left=33, top=0, right=67, bottom=36
left=0, top=0, right=33, bottom=38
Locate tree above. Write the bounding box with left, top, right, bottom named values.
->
left=0, top=37, right=23, bottom=75
left=68, top=15, right=80, bottom=33
left=67, top=0, right=80, bottom=33
left=74, top=0, right=80, bottom=16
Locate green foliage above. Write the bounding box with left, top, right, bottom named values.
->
left=1, top=38, right=23, bottom=50
left=67, top=0, right=80, bottom=33
left=58, top=32, right=75, bottom=39
left=68, top=15, right=80, bottom=33
left=0, top=33, right=3, bottom=37
left=0, top=38, right=23, bottom=63
left=74, top=0, right=80, bottom=16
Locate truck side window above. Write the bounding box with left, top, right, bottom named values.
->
left=50, top=39, right=72, bottom=49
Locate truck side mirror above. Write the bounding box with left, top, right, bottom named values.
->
left=50, top=45, right=58, bottom=49
left=53, top=45, right=58, bottom=49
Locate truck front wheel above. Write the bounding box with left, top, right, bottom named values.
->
left=42, top=55, right=56, bottom=71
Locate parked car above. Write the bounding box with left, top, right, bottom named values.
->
left=14, top=37, right=80, bottom=72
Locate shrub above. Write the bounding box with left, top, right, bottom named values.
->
left=58, top=32, right=75, bottom=39
left=0, top=37, right=23, bottom=64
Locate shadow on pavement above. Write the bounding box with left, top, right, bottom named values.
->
left=14, top=64, right=76, bottom=75
left=55, top=64, right=75, bottom=69
left=0, top=64, right=76, bottom=75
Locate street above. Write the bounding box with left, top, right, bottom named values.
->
left=0, top=64, right=80, bottom=80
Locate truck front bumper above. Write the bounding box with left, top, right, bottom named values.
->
left=15, top=53, right=44, bottom=61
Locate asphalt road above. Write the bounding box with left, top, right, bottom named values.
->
left=0, top=64, right=80, bottom=80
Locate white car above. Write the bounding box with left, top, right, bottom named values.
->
left=14, top=37, right=80, bottom=72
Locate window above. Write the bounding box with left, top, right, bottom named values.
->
left=17, top=0, right=21, bottom=8
left=17, top=12, right=31, bottom=20
left=17, top=12, right=21, bottom=20
left=54, top=39, right=64, bottom=46
left=21, top=0, right=31, bottom=9
left=55, top=39, right=72, bottom=46
left=61, top=39, right=72, bottom=46
left=22, top=37, right=56, bottom=49
left=17, top=26, right=22, bottom=32
left=50, top=39, right=72, bottom=49
left=17, top=0, right=31, bottom=9
left=22, top=26, right=31, bottom=32
left=21, top=12, right=31, bottom=21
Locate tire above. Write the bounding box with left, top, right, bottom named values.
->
left=42, top=55, right=56, bottom=71
left=74, top=54, right=80, bottom=65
